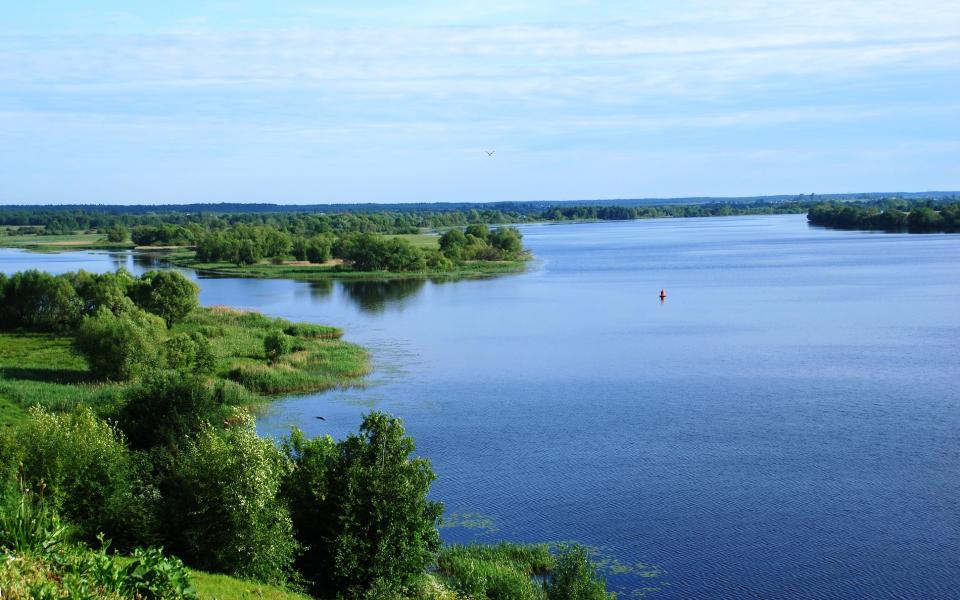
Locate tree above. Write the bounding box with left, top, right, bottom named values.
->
left=130, top=270, right=199, bottom=327
left=164, top=332, right=216, bottom=375
left=161, top=415, right=297, bottom=585
left=439, top=229, right=467, bottom=260
left=464, top=223, right=490, bottom=240
left=0, top=270, right=83, bottom=333
left=489, top=227, right=523, bottom=257
left=283, top=413, right=443, bottom=597
left=105, top=224, right=129, bottom=243
left=74, top=305, right=166, bottom=380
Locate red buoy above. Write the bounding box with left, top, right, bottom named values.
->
left=659, top=288, right=666, bottom=300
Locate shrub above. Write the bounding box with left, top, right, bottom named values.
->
left=105, top=224, right=129, bottom=243
left=544, top=545, right=614, bottom=600
left=164, top=332, right=216, bottom=374
left=264, top=330, right=293, bottom=363
left=74, top=306, right=166, bottom=381
left=161, top=415, right=297, bottom=584
left=118, top=372, right=220, bottom=451
left=130, top=270, right=200, bottom=327
left=1, top=407, right=153, bottom=547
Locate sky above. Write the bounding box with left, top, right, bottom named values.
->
left=1, top=1, right=958, bottom=204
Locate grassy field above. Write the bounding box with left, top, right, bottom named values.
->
left=190, top=570, right=315, bottom=600
left=0, top=308, right=369, bottom=428
left=0, top=231, right=134, bottom=251
left=383, top=232, right=441, bottom=249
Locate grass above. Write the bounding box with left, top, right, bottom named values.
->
left=0, top=231, right=134, bottom=251
left=189, top=570, right=314, bottom=600
left=383, top=233, right=441, bottom=249
left=165, top=249, right=530, bottom=282
left=0, top=308, right=368, bottom=427
left=435, top=543, right=554, bottom=600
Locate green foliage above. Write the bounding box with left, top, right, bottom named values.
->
left=1, top=407, right=152, bottom=546
left=464, top=223, right=490, bottom=240
left=264, top=330, right=293, bottom=363
left=544, top=546, right=615, bottom=600
left=807, top=200, right=960, bottom=232
left=282, top=413, right=443, bottom=597
left=130, top=270, right=200, bottom=327
left=283, top=322, right=342, bottom=339
left=0, top=468, right=72, bottom=554
left=118, top=373, right=220, bottom=451
left=74, top=306, right=166, bottom=381
left=164, top=332, right=215, bottom=374
left=105, top=224, right=129, bottom=243
left=161, top=415, right=297, bottom=585
left=0, top=270, right=83, bottom=332
left=437, top=543, right=553, bottom=600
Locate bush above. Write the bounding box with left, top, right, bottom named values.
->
left=74, top=306, right=166, bottom=381
left=118, top=373, right=220, bottom=451
left=164, top=332, right=216, bottom=374
left=161, top=414, right=297, bottom=584
left=130, top=270, right=199, bottom=327
left=1, top=407, right=153, bottom=547
left=282, top=413, right=443, bottom=597
left=264, top=330, right=293, bottom=363
left=544, top=545, right=614, bottom=600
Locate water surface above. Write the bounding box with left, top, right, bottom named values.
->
left=2, top=215, right=958, bottom=599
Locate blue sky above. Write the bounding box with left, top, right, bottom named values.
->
left=2, top=1, right=958, bottom=204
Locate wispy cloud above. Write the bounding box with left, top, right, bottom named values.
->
left=0, top=0, right=957, bottom=203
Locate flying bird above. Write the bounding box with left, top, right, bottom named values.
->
left=485, top=150, right=495, bottom=157
left=315, top=416, right=326, bottom=421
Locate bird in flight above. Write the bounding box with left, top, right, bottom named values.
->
left=485, top=150, right=495, bottom=157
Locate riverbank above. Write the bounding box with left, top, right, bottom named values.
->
left=162, top=248, right=530, bottom=281
left=0, top=306, right=369, bottom=428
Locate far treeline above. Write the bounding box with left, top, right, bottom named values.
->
left=0, top=267, right=617, bottom=599
left=807, top=198, right=960, bottom=233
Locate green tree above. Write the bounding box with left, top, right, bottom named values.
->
left=464, top=223, right=490, bottom=240
left=439, top=229, right=468, bottom=260
left=0, top=270, right=83, bottom=332
left=105, top=224, right=129, bottom=243
left=130, top=270, right=199, bottom=327
left=283, top=413, right=442, bottom=597
left=489, top=227, right=523, bottom=256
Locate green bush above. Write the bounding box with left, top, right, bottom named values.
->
left=544, top=545, right=614, bottom=600
left=161, top=414, right=297, bottom=585
left=264, top=330, right=293, bottom=363
left=118, top=372, right=220, bottom=451
left=0, top=270, right=83, bottom=333
left=163, top=332, right=216, bottom=374
left=74, top=306, right=166, bottom=381
left=1, top=407, right=153, bottom=547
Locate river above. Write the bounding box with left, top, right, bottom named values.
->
left=2, top=214, right=958, bottom=599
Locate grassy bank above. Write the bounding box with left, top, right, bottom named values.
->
left=164, top=249, right=529, bottom=281
left=0, top=307, right=368, bottom=428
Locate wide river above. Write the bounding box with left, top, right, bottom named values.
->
left=2, top=214, right=958, bottom=599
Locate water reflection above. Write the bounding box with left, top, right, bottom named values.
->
left=339, top=279, right=425, bottom=313
left=307, top=279, right=334, bottom=300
